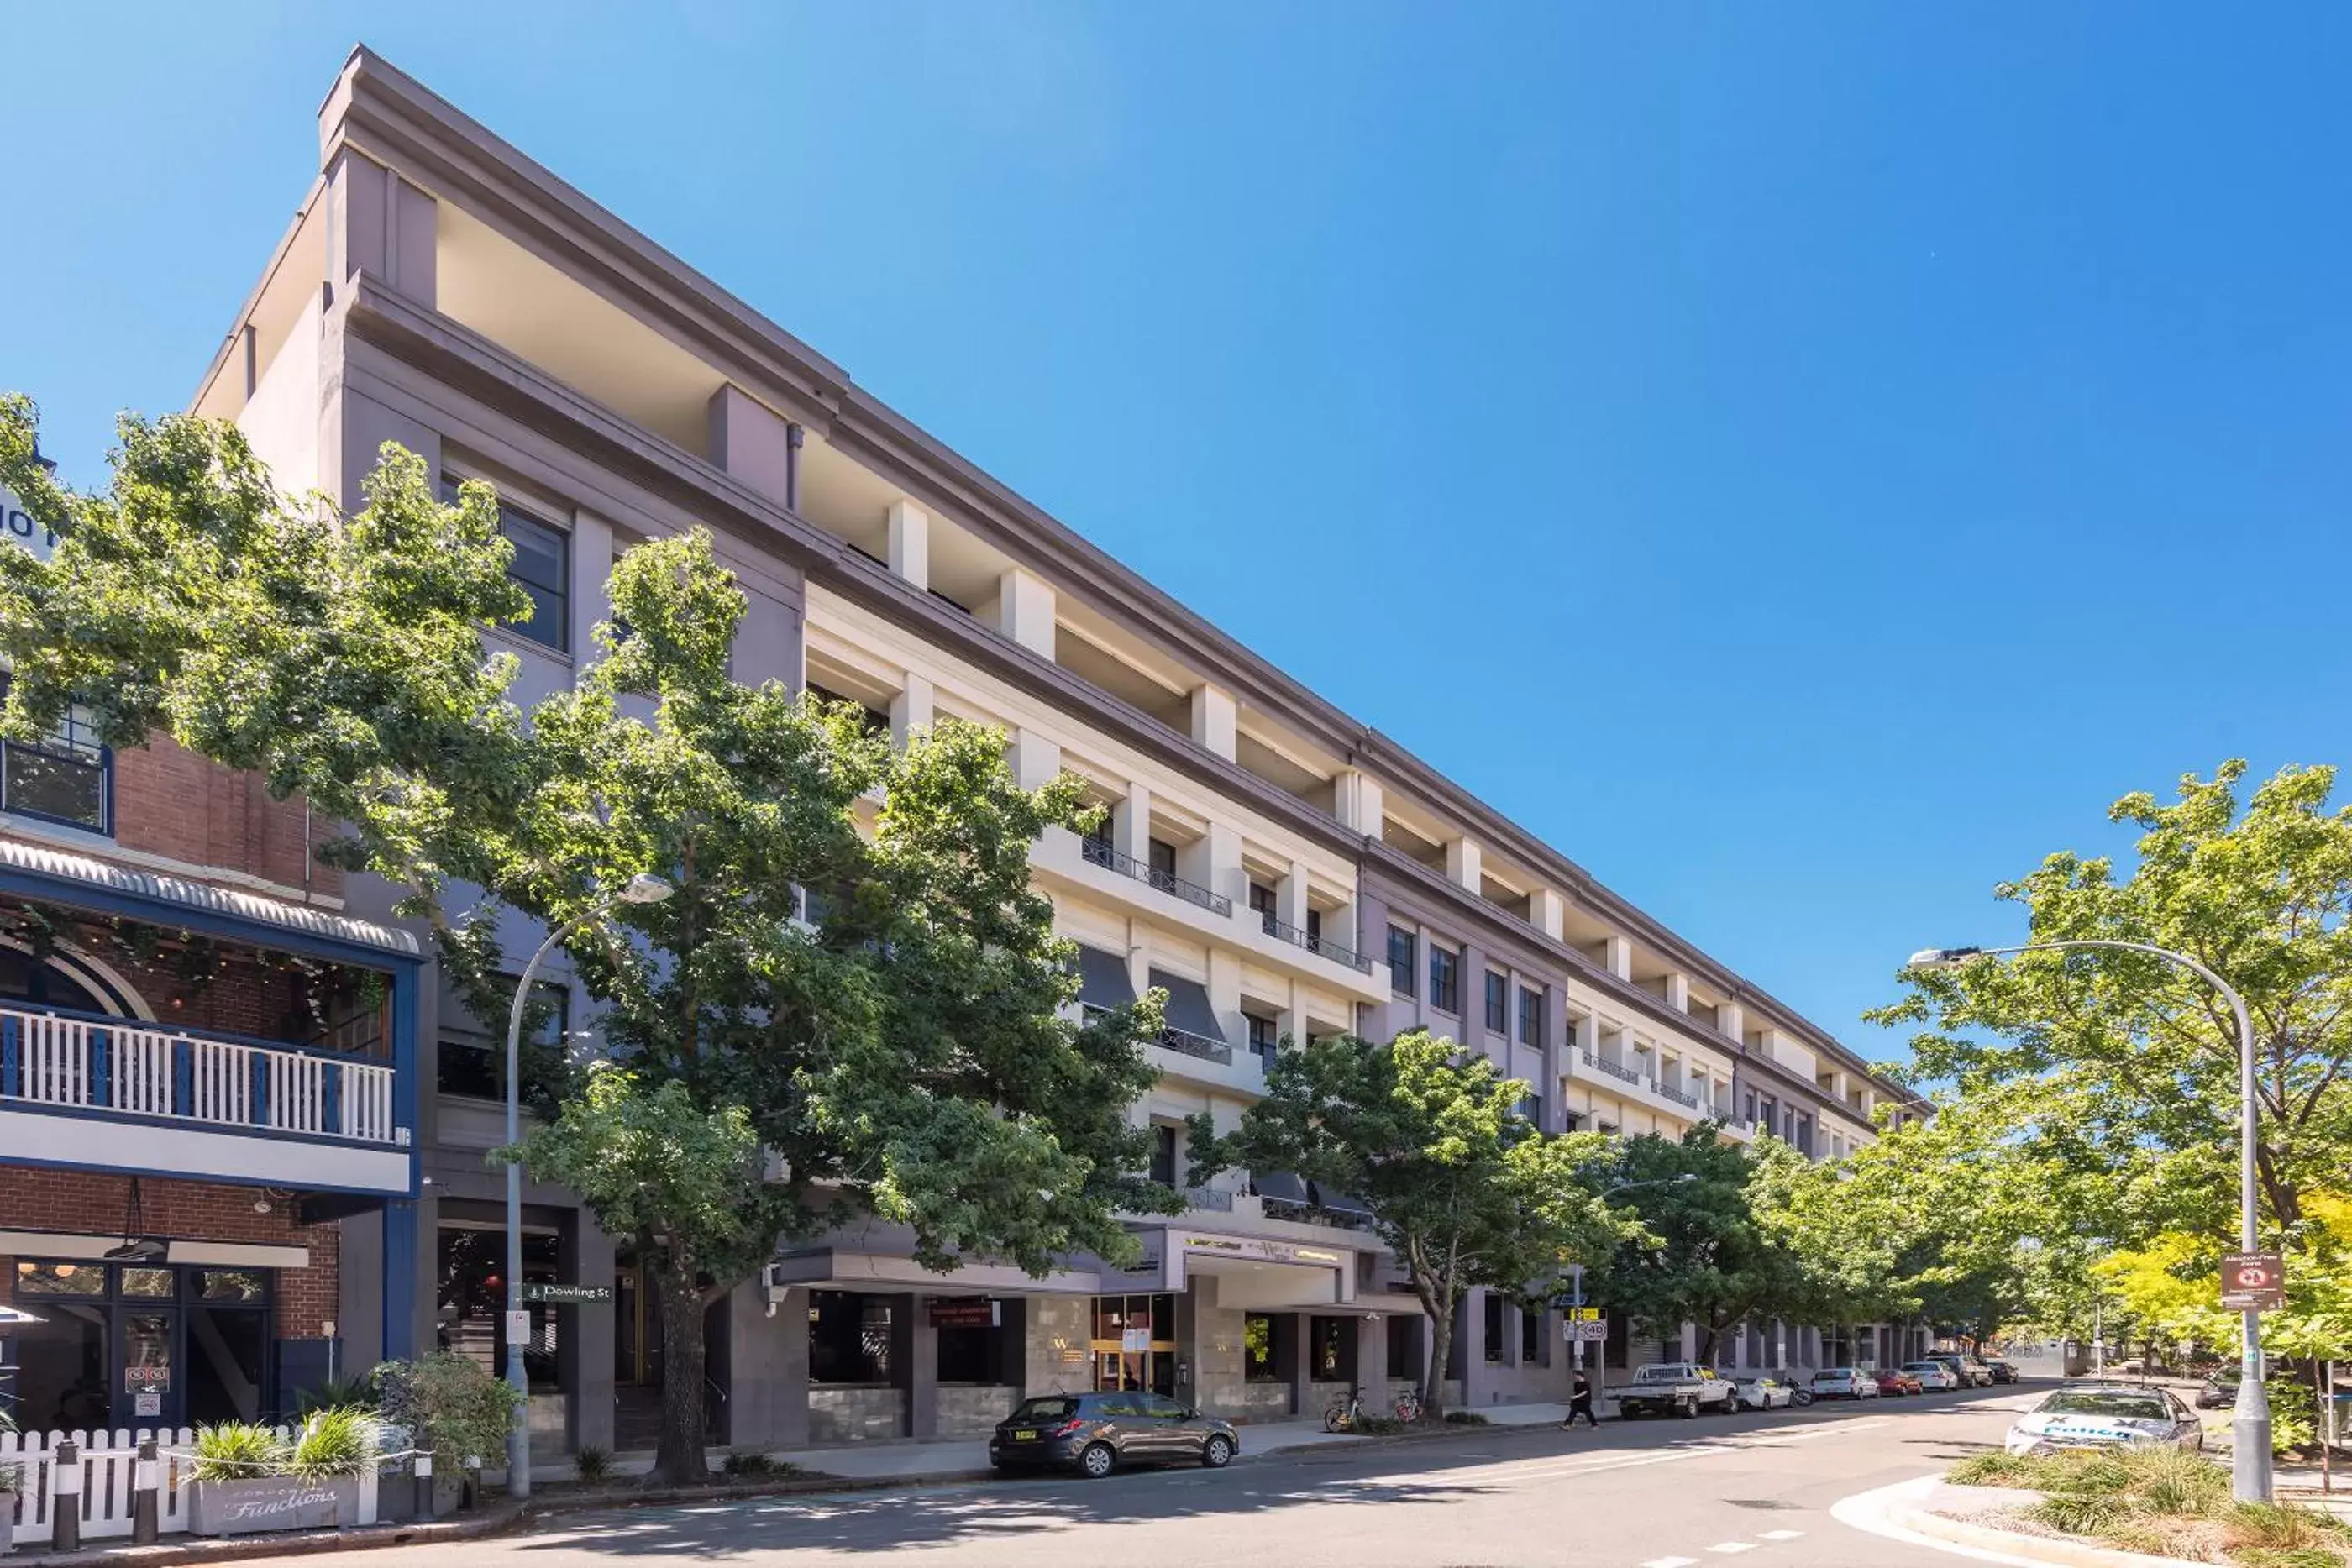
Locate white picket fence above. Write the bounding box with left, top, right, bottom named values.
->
left=0, top=1427, right=383, bottom=1548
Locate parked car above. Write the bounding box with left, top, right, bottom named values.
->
left=2194, top=1371, right=2240, bottom=1409
left=1875, top=1367, right=1923, bottom=1397
left=2004, top=1386, right=2203, bottom=1456
left=1928, top=1353, right=1992, bottom=1387
left=990, top=1392, right=1239, bottom=1478
left=1903, top=1360, right=1962, bottom=1392
left=1809, top=1367, right=1882, bottom=1400
left=1982, top=1358, right=2019, bottom=1384
left=1733, top=1376, right=1796, bottom=1411
left=1616, top=1363, right=1741, bottom=1419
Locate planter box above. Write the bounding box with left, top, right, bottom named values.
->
left=1, top=1502, right=13, bottom=1556
left=189, top=1475, right=362, bottom=1537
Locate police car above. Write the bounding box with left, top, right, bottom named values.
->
left=2003, top=1385, right=2204, bottom=1455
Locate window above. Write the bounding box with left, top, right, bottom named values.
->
left=438, top=972, right=569, bottom=1100
left=1309, top=1315, right=1357, bottom=1383
left=806, top=683, right=890, bottom=738
left=935, top=1298, right=1009, bottom=1384
left=1428, top=946, right=1460, bottom=1015
left=1387, top=926, right=1416, bottom=997
left=1744, top=1091, right=1757, bottom=1122
left=1483, top=1293, right=1507, bottom=1362
left=1148, top=839, right=1179, bottom=882
left=0, top=680, right=111, bottom=834
left=1388, top=1314, right=1424, bottom=1382
left=1148, top=1125, right=1178, bottom=1188
left=1246, top=1013, right=1278, bottom=1071
left=1518, top=986, right=1544, bottom=1048
left=1563, top=1109, right=1585, bottom=1132
left=498, top=506, right=570, bottom=652
left=1483, top=971, right=1509, bottom=1033
left=1517, top=1092, right=1542, bottom=1125
left=1249, top=883, right=1278, bottom=935
left=1305, top=909, right=1322, bottom=947
left=1522, top=1305, right=1543, bottom=1365
left=809, top=1290, right=895, bottom=1384
left=1795, top=1114, right=1814, bottom=1156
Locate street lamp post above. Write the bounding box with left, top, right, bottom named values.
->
left=1909, top=941, right=2271, bottom=1503
left=503, top=873, right=672, bottom=1501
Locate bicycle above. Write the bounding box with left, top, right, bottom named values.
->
left=1324, top=1387, right=1425, bottom=1430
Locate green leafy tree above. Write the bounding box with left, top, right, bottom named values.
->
left=1601, top=1132, right=1824, bottom=1363
left=0, top=397, right=1175, bottom=1482
left=1872, top=762, right=2352, bottom=1244
left=1185, top=1030, right=1623, bottom=1419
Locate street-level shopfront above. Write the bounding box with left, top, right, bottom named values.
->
left=4, top=1256, right=278, bottom=1433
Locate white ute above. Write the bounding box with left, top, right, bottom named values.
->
left=1614, top=1362, right=1740, bottom=1419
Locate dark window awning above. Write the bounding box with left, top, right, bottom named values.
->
left=1309, top=1183, right=1376, bottom=1219
left=1148, top=969, right=1223, bottom=1040
left=1075, top=946, right=1137, bottom=1010
left=1252, top=1170, right=1310, bottom=1203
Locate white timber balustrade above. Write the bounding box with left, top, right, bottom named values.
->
left=0, top=1003, right=396, bottom=1144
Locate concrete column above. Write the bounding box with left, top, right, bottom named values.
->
left=1457, top=938, right=1486, bottom=1043
left=1278, top=858, right=1311, bottom=931
left=1528, top=888, right=1565, bottom=941
left=1189, top=684, right=1238, bottom=761
left=1011, top=727, right=1061, bottom=791
left=1332, top=769, right=1383, bottom=836
left=1358, top=1313, right=1389, bottom=1394
left=1604, top=936, right=1633, bottom=980
left=325, top=150, right=436, bottom=303
left=1664, top=972, right=1690, bottom=1012
left=1718, top=1000, right=1745, bottom=1045
left=1445, top=836, right=1482, bottom=893
left=899, top=1294, right=937, bottom=1438
left=1187, top=821, right=1244, bottom=910
left=706, top=385, right=802, bottom=511
left=1113, top=782, right=1152, bottom=862
left=1126, top=916, right=1152, bottom=1004
left=716, top=1280, right=801, bottom=1449
left=996, top=568, right=1056, bottom=657
left=567, top=1219, right=617, bottom=1454
left=887, top=500, right=929, bottom=590
left=890, top=672, right=934, bottom=747
left=1542, top=987, right=1568, bottom=1130
left=1208, top=947, right=1243, bottom=1050
left=1287, top=1313, right=1312, bottom=1417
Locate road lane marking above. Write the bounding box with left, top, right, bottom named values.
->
left=1707, top=1545, right=1756, bottom=1555
left=1641, top=1558, right=1700, bottom=1567
left=1758, top=1529, right=1804, bottom=1539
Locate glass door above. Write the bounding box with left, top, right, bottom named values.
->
left=118, top=1308, right=177, bottom=1429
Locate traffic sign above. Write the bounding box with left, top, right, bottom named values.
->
left=2221, top=1251, right=2286, bottom=1311
left=1566, top=1307, right=1602, bottom=1322
left=522, top=1283, right=613, bottom=1305
left=1567, top=1319, right=1608, bottom=1342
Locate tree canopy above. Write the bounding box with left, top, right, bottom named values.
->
left=1186, top=1030, right=1623, bottom=1419
left=0, top=397, right=1175, bottom=1481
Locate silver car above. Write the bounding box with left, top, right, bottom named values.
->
left=2004, top=1386, right=2204, bottom=1455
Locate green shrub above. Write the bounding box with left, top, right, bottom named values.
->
left=1948, top=1451, right=2050, bottom=1487
left=294, top=1374, right=379, bottom=1419
left=722, top=1452, right=803, bottom=1478
left=373, top=1354, right=524, bottom=1475
left=2223, top=1501, right=2349, bottom=1553
left=1347, top=1414, right=1406, bottom=1436
left=190, top=1422, right=286, bottom=1482
left=2228, top=1550, right=2344, bottom=1568
left=1442, top=1411, right=1488, bottom=1426
left=285, top=1407, right=377, bottom=1481
left=573, top=1445, right=614, bottom=1483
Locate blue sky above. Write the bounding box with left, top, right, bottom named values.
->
left=8, top=3, right=2349, bottom=1062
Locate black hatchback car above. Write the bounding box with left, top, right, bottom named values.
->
left=990, top=1391, right=1240, bottom=1479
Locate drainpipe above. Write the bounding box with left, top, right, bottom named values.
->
left=784, top=423, right=804, bottom=512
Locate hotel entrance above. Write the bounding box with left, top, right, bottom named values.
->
left=1089, top=1293, right=1176, bottom=1398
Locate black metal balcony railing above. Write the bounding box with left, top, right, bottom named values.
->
left=1658, top=1083, right=1701, bottom=1109
left=1580, top=1047, right=1644, bottom=1087
left=1080, top=836, right=1233, bottom=917
left=1255, top=910, right=1374, bottom=973
left=1154, top=1023, right=1234, bottom=1067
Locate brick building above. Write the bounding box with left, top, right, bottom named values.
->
left=0, top=658, right=420, bottom=1434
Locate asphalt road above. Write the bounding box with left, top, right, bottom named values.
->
left=226, top=1387, right=2046, bottom=1568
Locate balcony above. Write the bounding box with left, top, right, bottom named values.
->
left=0, top=1001, right=412, bottom=1193
left=1080, top=836, right=1232, bottom=917
left=1581, top=1047, right=1643, bottom=1087
left=1254, top=910, right=1373, bottom=975
left=1657, top=1082, right=1702, bottom=1110
left=1154, top=1022, right=1233, bottom=1067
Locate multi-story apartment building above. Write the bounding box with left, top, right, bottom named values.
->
left=0, top=48, right=1919, bottom=1451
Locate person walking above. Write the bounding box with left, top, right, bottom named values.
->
left=1564, top=1368, right=1599, bottom=1429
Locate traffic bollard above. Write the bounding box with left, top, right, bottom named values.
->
left=133, top=1435, right=160, bottom=1544
left=413, top=1452, right=434, bottom=1520
left=50, top=1439, right=81, bottom=1553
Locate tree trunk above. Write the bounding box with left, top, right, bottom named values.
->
left=1423, top=1302, right=1454, bottom=1423
left=654, top=1270, right=710, bottom=1485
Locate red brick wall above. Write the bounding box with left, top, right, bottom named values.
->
left=112, top=734, right=339, bottom=899
left=0, top=1169, right=338, bottom=1340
